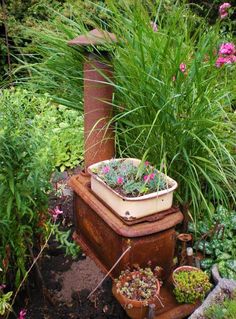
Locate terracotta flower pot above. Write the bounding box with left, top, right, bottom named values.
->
left=172, top=266, right=212, bottom=304
left=172, top=266, right=201, bottom=285
left=88, top=158, right=178, bottom=220
left=112, top=270, right=161, bottom=319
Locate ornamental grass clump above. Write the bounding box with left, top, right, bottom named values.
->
left=92, top=159, right=167, bottom=197
left=173, top=268, right=212, bottom=304
left=115, top=267, right=160, bottom=305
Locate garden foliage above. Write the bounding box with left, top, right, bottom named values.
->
left=22, top=0, right=236, bottom=223
left=189, top=205, right=236, bottom=280
left=0, top=89, right=52, bottom=287
left=0, top=88, right=82, bottom=292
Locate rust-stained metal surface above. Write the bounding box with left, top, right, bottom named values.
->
left=83, top=55, right=115, bottom=170
left=177, top=233, right=193, bottom=266
left=68, top=29, right=116, bottom=46
left=69, top=173, right=183, bottom=279
left=153, top=280, right=200, bottom=319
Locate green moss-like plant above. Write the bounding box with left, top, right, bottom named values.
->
left=173, top=268, right=212, bottom=304
left=204, top=293, right=236, bottom=319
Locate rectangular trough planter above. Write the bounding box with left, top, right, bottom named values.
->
left=88, top=158, right=178, bottom=220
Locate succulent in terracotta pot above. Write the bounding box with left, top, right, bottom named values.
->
left=112, top=267, right=162, bottom=319
left=172, top=266, right=212, bottom=304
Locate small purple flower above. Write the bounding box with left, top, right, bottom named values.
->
left=219, top=42, right=235, bottom=55
left=18, top=309, right=27, bottom=319
left=219, top=3, right=231, bottom=19
left=50, top=206, right=63, bottom=222
left=179, top=63, right=187, bottom=73
left=102, top=166, right=110, bottom=174
left=117, top=176, right=124, bottom=185
left=150, top=21, right=158, bottom=32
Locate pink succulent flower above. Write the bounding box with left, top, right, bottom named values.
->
left=219, top=3, right=231, bottom=19
left=219, top=42, right=235, bottom=55
left=18, top=309, right=27, bottom=319
left=150, top=21, right=158, bottom=32
left=149, top=173, right=155, bottom=180
left=50, top=206, right=63, bottom=222
left=179, top=63, right=186, bottom=73
left=102, top=166, right=110, bottom=174
left=117, top=176, right=124, bottom=185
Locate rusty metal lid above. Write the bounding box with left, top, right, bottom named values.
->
left=69, top=174, right=183, bottom=238
left=68, top=29, right=116, bottom=46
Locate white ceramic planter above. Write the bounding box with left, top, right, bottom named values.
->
left=87, top=158, right=178, bottom=220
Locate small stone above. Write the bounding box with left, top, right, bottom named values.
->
left=103, top=305, right=109, bottom=313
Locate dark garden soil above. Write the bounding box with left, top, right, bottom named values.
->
left=11, top=169, right=129, bottom=319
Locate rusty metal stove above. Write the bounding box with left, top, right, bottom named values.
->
left=68, top=29, right=198, bottom=318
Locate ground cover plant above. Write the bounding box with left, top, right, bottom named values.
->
left=189, top=205, right=236, bottom=280
left=204, top=290, right=236, bottom=319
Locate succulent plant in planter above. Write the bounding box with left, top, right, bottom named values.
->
left=173, top=266, right=212, bottom=304
left=88, top=158, right=178, bottom=219
left=112, top=267, right=162, bottom=319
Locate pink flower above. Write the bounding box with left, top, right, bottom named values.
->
left=149, top=173, right=155, bottom=180
left=144, top=161, right=150, bottom=166
left=216, top=55, right=236, bottom=67
left=102, top=166, right=110, bottom=174
left=0, top=284, right=6, bottom=290
left=50, top=206, right=63, bottom=222
left=179, top=63, right=186, bottom=73
left=219, top=3, right=231, bottom=19
left=144, top=174, right=155, bottom=182
left=150, top=21, right=158, bottom=32
left=219, top=43, right=235, bottom=55
left=117, top=176, right=124, bottom=185
left=18, top=309, right=27, bottom=319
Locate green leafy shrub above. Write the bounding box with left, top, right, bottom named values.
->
left=37, top=104, right=84, bottom=171
left=0, top=88, right=52, bottom=287
left=0, top=88, right=82, bottom=290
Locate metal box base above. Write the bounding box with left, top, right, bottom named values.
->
left=70, top=173, right=183, bottom=279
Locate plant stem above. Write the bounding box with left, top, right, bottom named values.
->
left=6, top=228, right=53, bottom=319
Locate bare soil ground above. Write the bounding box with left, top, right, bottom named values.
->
left=11, top=170, right=128, bottom=319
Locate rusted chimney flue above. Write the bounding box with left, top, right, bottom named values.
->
left=68, top=29, right=116, bottom=170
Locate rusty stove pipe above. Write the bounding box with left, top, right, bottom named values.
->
left=68, top=29, right=116, bottom=170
